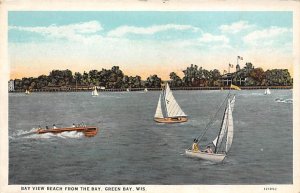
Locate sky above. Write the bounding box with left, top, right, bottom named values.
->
left=8, top=11, right=293, bottom=80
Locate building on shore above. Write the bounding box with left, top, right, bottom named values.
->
left=220, top=63, right=247, bottom=86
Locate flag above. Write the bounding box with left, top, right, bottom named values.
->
left=230, top=84, right=241, bottom=90
left=238, top=56, right=243, bottom=60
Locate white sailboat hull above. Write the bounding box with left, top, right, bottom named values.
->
left=154, top=117, right=188, bottom=123
left=185, top=150, right=226, bottom=163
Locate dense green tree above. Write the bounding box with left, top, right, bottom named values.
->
left=169, top=72, right=182, bottom=87
left=10, top=64, right=293, bottom=91
left=145, top=75, right=162, bottom=88
left=265, top=69, right=292, bottom=86
left=246, top=68, right=266, bottom=86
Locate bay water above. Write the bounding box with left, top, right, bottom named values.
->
left=9, top=89, right=293, bottom=184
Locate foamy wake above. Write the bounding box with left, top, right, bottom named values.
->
left=11, top=128, right=84, bottom=139
left=275, top=98, right=293, bottom=104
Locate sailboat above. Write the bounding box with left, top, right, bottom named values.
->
left=264, top=88, right=271, bottom=95
left=25, top=89, right=30, bottom=95
left=126, top=88, right=130, bottom=92
left=154, top=83, right=188, bottom=123
left=144, top=88, right=148, bottom=92
left=185, top=96, right=234, bottom=163
left=92, top=87, right=98, bottom=96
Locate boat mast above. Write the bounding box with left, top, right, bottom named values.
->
left=214, top=102, right=228, bottom=153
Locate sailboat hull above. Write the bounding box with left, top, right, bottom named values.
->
left=185, top=149, right=226, bottom=163
left=154, top=117, right=188, bottom=123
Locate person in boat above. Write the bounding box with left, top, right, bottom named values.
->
left=53, top=124, right=57, bottom=129
left=204, top=145, right=213, bottom=154
left=192, top=139, right=200, bottom=152
left=72, top=123, right=76, bottom=128
left=46, top=125, right=49, bottom=129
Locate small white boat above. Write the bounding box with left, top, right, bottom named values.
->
left=25, top=89, right=30, bottom=95
left=264, top=88, right=271, bottom=95
left=185, top=96, right=234, bottom=163
left=92, top=87, right=98, bottom=96
left=126, top=88, right=130, bottom=92
left=154, top=83, right=187, bottom=123
left=144, top=88, right=148, bottom=92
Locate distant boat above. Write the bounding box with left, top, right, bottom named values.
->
left=25, top=89, right=30, bottom=95
left=154, top=83, right=188, bottom=123
left=185, top=95, right=234, bottom=163
left=264, top=88, right=271, bottom=95
left=92, top=87, right=98, bottom=96
left=126, top=88, right=130, bottom=92
left=230, top=84, right=241, bottom=90
left=144, top=88, right=148, bottom=92
left=37, top=126, right=98, bottom=137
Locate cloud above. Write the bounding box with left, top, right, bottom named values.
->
left=198, top=33, right=229, bottom=44
left=243, top=26, right=292, bottom=46
left=9, top=21, right=103, bottom=44
left=107, top=24, right=199, bottom=37
left=220, top=21, right=254, bottom=34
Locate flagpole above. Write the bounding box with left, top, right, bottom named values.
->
left=228, top=64, right=230, bottom=74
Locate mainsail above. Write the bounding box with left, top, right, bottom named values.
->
left=164, top=83, right=187, bottom=117
left=154, top=93, right=164, bottom=118
left=225, top=101, right=234, bottom=152
left=213, top=99, right=234, bottom=153
left=213, top=105, right=228, bottom=147
left=230, top=95, right=235, bottom=112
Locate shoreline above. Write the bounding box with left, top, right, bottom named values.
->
left=9, top=86, right=293, bottom=93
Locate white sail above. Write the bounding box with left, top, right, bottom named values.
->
left=225, top=101, right=234, bottom=152
left=230, top=95, right=236, bottom=112
left=144, top=88, right=148, bottom=92
left=264, top=88, right=271, bottom=95
left=213, top=105, right=229, bottom=147
left=164, top=83, right=186, bottom=117
left=154, top=93, right=164, bottom=118
left=92, top=87, right=98, bottom=96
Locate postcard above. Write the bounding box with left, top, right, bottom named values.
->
left=0, top=0, right=299, bottom=193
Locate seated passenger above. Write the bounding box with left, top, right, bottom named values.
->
left=205, top=145, right=213, bottom=154
left=53, top=124, right=57, bottom=129
left=192, top=139, right=200, bottom=152
left=72, top=123, right=76, bottom=128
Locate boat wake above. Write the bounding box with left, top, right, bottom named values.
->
left=275, top=98, right=293, bottom=104
left=10, top=128, right=84, bottom=139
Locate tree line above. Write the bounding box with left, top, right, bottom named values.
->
left=12, top=64, right=292, bottom=91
